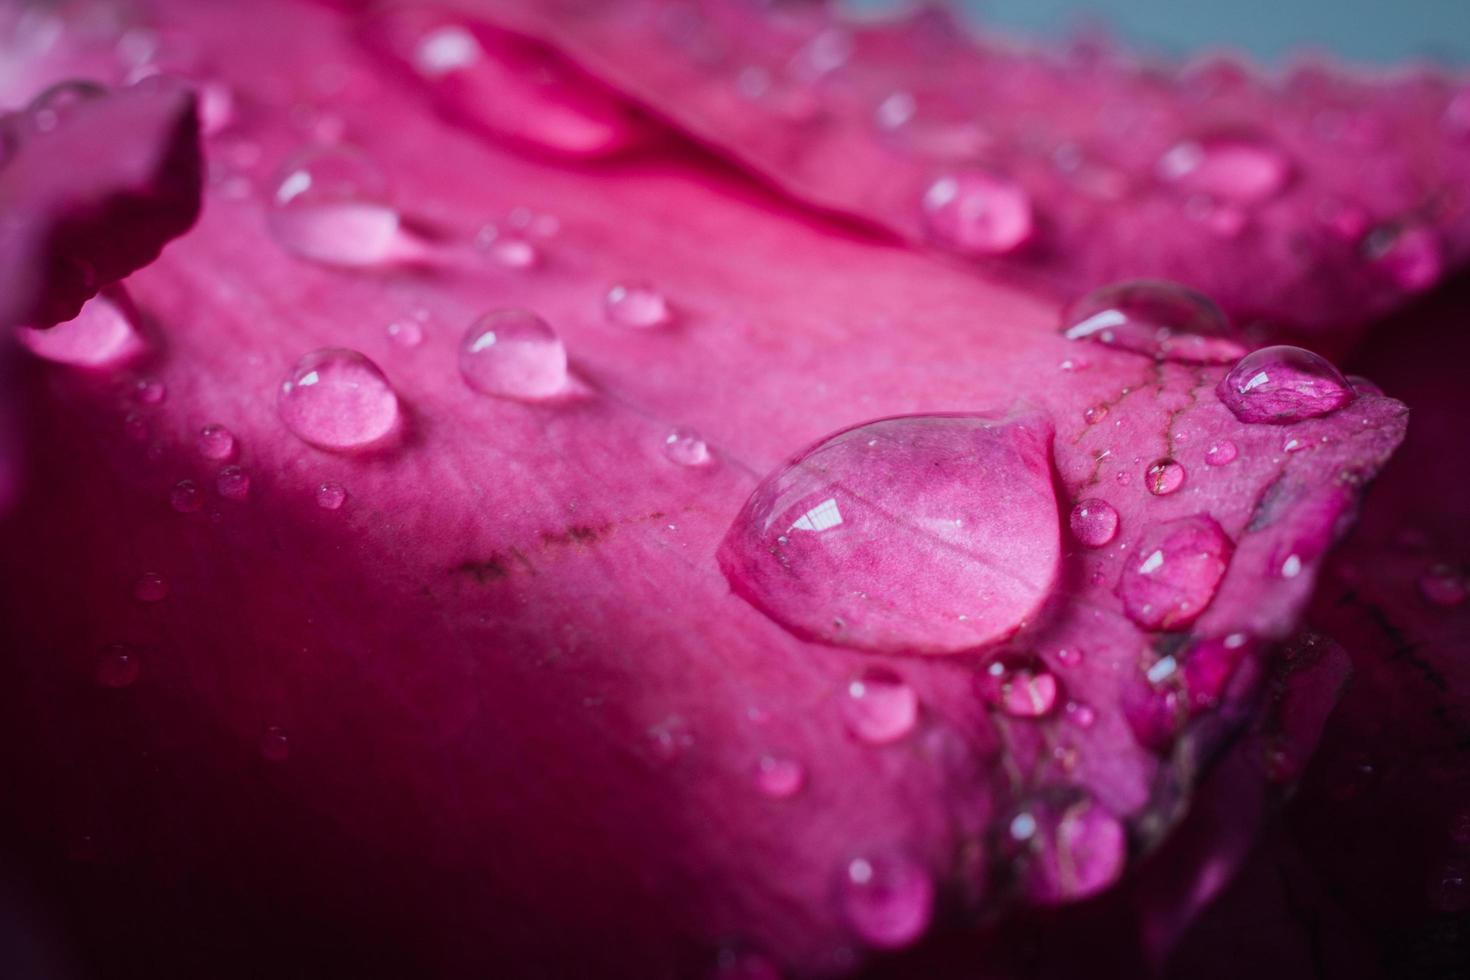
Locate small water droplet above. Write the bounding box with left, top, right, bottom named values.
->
left=605, top=281, right=673, bottom=328
left=18, top=292, right=145, bottom=368
left=259, top=725, right=291, bottom=762
left=133, top=378, right=167, bottom=404
left=840, top=852, right=934, bottom=949
left=169, top=479, right=203, bottom=513
left=27, top=79, right=106, bottom=133
left=278, top=348, right=400, bottom=451
left=1069, top=498, right=1119, bottom=547
left=96, top=644, right=140, bottom=688
left=1419, top=564, right=1468, bottom=607
left=647, top=716, right=694, bottom=763
left=1217, top=345, right=1353, bottom=424
left=414, top=24, right=480, bottom=76
left=1205, top=440, right=1238, bottom=466
left=921, top=171, right=1033, bottom=255
left=754, top=755, right=805, bottom=799
left=976, top=654, right=1059, bottom=718
left=1002, top=792, right=1126, bottom=905
left=315, top=481, right=347, bottom=510
left=123, top=413, right=149, bottom=442
left=386, top=318, right=423, bottom=348
left=842, top=668, right=918, bottom=744
left=1157, top=133, right=1290, bottom=203
left=1055, top=647, right=1083, bottom=667
left=133, top=571, right=168, bottom=602
left=1146, top=458, right=1186, bottom=495
left=1082, top=404, right=1108, bottom=425
left=1362, top=222, right=1444, bottom=292
left=1118, top=515, right=1233, bottom=629
left=1064, top=700, right=1096, bottom=728
left=459, top=309, right=568, bottom=401
left=1183, top=194, right=1247, bottom=238
left=476, top=225, right=539, bottom=269
left=663, top=427, right=710, bottom=466
left=267, top=145, right=399, bottom=266
left=196, top=423, right=235, bottom=460
left=216, top=465, right=250, bottom=501
left=1060, top=280, right=1241, bottom=364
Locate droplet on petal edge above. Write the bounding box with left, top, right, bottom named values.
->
left=841, top=668, right=919, bottom=745
left=1060, top=279, right=1243, bottom=364
left=278, top=348, right=400, bottom=452
left=17, top=292, right=145, bottom=368
left=1069, top=498, right=1119, bottom=547
left=459, top=309, right=568, bottom=401
left=840, top=852, right=935, bottom=950
left=717, top=413, right=1059, bottom=655
left=921, top=171, right=1033, bottom=256
left=1217, top=345, right=1354, bottom=424
left=1117, top=515, right=1233, bottom=630
left=267, top=145, right=400, bottom=267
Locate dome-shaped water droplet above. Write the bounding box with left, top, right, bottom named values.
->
left=315, top=481, right=347, bottom=510
left=96, top=644, right=140, bottom=688
left=842, top=668, right=918, bottom=744
left=1362, top=221, right=1443, bottom=292
left=1002, top=791, right=1126, bottom=905
left=28, top=79, right=106, bottom=133
left=1069, top=498, right=1119, bottom=547
left=1146, top=458, right=1186, bottom=495
left=921, top=172, right=1033, bottom=255
left=840, top=852, right=934, bottom=949
left=216, top=465, right=250, bottom=501
left=259, top=725, right=290, bottom=762
left=1205, top=440, right=1238, bottom=466
left=267, top=145, right=400, bottom=266
left=718, top=413, right=1060, bottom=655
left=976, top=654, right=1059, bottom=718
left=386, top=318, right=423, bottom=348
left=1420, top=564, right=1468, bottom=607
left=459, top=309, right=568, bottom=401
left=663, top=427, right=710, bottom=467
left=475, top=225, right=539, bottom=269
left=605, top=281, right=673, bottom=329
left=1157, top=133, right=1291, bottom=203
left=754, top=755, right=805, bottom=799
left=1217, top=345, right=1353, bottom=424
left=169, top=479, right=202, bottom=513
left=1083, top=404, right=1108, bottom=425
left=196, top=423, right=235, bottom=460
left=133, top=378, right=167, bottom=404
left=133, top=571, right=168, bottom=602
left=1064, top=700, right=1096, bottom=728
left=1060, top=280, right=1243, bottom=364
left=278, top=348, right=400, bottom=451
left=1118, top=515, right=1233, bottom=630
left=17, top=292, right=144, bottom=368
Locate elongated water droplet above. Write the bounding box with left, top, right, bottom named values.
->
left=315, top=481, right=347, bottom=510
left=1157, top=133, right=1290, bottom=203
left=169, top=479, right=202, bottom=513
left=17, top=291, right=144, bottom=368
left=1003, top=792, right=1126, bottom=905
left=133, top=571, right=168, bottom=602
left=1363, top=221, right=1443, bottom=292
left=196, top=423, right=235, bottom=460
left=605, top=281, right=672, bottom=328
left=1217, top=345, right=1353, bottom=424
left=1420, top=564, right=1468, bottom=607
left=1146, top=458, right=1185, bottom=495
left=216, top=465, right=250, bottom=501
left=754, top=755, right=805, bottom=799
left=459, top=309, right=568, bottom=400
left=267, top=145, right=399, bottom=266
left=1069, top=498, right=1119, bottom=547
left=663, top=427, right=710, bottom=467
left=278, top=349, right=399, bottom=451
left=1060, top=280, right=1242, bottom=364
left=977, top=654, right=1059, bottom=718
left=1118, top=515, right=1233, bottom=630
left=96, top=644, right=140, bottom=688
left=840, top=852, right=934, bottom=949
left=719, top=413, right=1059, bottom=655
left=1205, top=440, right=1238, bottom=466
left=842, top=668, right=918, bottom=744
left=921, top=171, right=1033, bottom=255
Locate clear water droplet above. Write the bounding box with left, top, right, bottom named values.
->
left=459, top=309, right=568, bottom=401
left=133, top=571, right=168, bottom=602
left=17, top=292, right=145, bottom=368
left=754, top=755, right=805, bottom=799
left=216, top=465, right=250, bottom=501
left=1146, top=458, right=1186, bottom=495
left=267, top=145, right=399, bottom=266
left=133, top=378, right=167, bottom=404
left=1064, top=700, right=1096, bottom=728
left=842, top=668, right=918, bottom=744
left=1083, top=404, right=1108, bottom=425
left=1069, top=498, right=1119, bottom=547
left=278, top=348, right=399, bottom=451
left=386, top=319, right=423, bottom=348
left=1420, top=564, right=1468, bottom=607
left=476, top=225, right=539, bottom=269
left=1002, top=792, right=1126, bottom=905
left=663, top=427, right=710, bottom=466
left=718, top=413, right=1059, bottom=654
left=1118, top=515, right=1233, bottom=630
left=921, top=172, right=1033, bottom=255
left=1055, top=647, right=1083, bottom=667
left=96, top=644, right=140, bottom=688
left=1217, top=345, right=1353, bottom=424
left=1157, top=133, right=1290, bottom=203
left=196, top=423, right=235, bottom=460
left=315, top=481, right=347, bottom=510
left=169, top=479, right=203, bottom=513
left=976, top=654, right=1059, bottom=718
left=1061, top=279, right=1242, bottom=364
left=1363, top=222, right=1444, bottom=292
left=259, top=725, right=290, bottom=762
left=1205, top=440, right=1238, bottom=466
left=605, top=281, right=673, bottom=328
left=840, top=852, right=934, bottom=949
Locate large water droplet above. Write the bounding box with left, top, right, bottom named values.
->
left=1146, top=458, right=1186, bottom=496
left=754, top=755, right=805, bottom=799
left=1003, top=792, right=1126, bottom=904
left=96, top=644, right=140, bottom=689
left=921, top=172, right=1033, bottom=255
left=840, top=852, right=934, bottom=949
left=196, top=423, right=235, bottom=461
left=1362, top=221, right=1444, bottom=292
left=976, top=654, right=1059, bottom=718
left=842, top=668, right=919, bottom=744
left=278, top=349, right=399, bottom=451
left=459, top=309, right=568, bottom=401
left=1069, top=498, right=1119, bottom=547
left=17, top=291, right=144, bottom=368
left=1157, top=133, right=1291, bottom=203
left=1217, top=345, right=1353, bottom=424
left=1060, top=280, right=1242, bottom=364
left=718, top=413, right=1059, bottom=655
left=1117, top=515, right=1233, bottom=630
left=267, top=145, right=400, bottom=266
left=604, top=281, right=672, bottom=329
